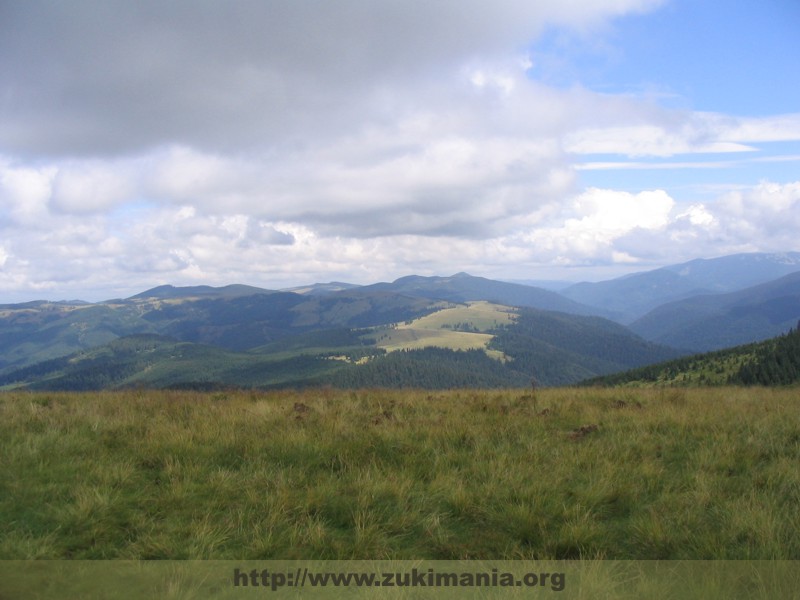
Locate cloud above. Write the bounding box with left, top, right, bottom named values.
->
left=50, top=162, right=135, bottom=214
left=715, top=181, right=800, bottom=245
left=0, top=0, right=663, bottom=158
left=493, top=181, right=800, bottom=270
left=0, top=161, right=55, bottom=226
left=1, top=1, right=798, bottom=301
left=564, top=125, right=757, bottom=157
left=566, top=113, right=800, bottom=158
left=512, top=188, right=675, bottom=263
left=1, top=177, right=798, bottom=300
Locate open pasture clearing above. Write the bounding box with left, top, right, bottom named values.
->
left=400, top=301, right=517, bottom=332
left=1, top=387, right=799, bottom=560
left=372, top=301, right=515, bottom=357
left=372, top=327, right=495, bottom=353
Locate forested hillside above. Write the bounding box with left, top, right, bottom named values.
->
left=583, top=324, right=800, bottom=387
left=736, top=324, right=800, bottom=385
left=489, top=308, right=682, bottom=386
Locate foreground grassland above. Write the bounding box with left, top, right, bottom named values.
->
left=2, top=387, right=799, bottom=560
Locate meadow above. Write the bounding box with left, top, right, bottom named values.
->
left=2, top=386, right=799, bottom=560
left=371, top=301, right=514, bottom=358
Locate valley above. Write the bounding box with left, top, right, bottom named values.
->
left=1, top=251, right=799, bottom=391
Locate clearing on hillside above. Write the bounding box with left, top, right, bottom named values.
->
left=368, top=301, right=516, bottom=358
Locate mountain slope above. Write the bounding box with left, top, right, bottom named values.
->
left=127, top=283, right=275, bottom=300
left=629, top=271, right=800, bottom=352
left=362, top=272, right=604, bottom=316
left=0, top=334, right=352, bottom=391
left=0, top=286, right=443, bottom=372
left=0, top=302, right=155, bottom=372
left=582, top=325, right=800, bottom=387
left=562, top=252, right=800, bottom=322
left=1, top=303, right=685, bottom=390
left=489, top=308, right=683, bottom=386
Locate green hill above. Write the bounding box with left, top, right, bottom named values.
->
left=1, top=301, right=685, bottom=390
left=0, top=334, right=359, bottom=391
left=582, top=324, right=800, bottom=387
left=0, top=288, right=442, bottom=373
left=629, top=271, right=800, bottom=352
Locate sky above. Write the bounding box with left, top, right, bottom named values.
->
left=1, top=0, right=799, bottom=302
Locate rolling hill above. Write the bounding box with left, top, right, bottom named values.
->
left=561, top=252, right=800, bottom=323
left=0, top=287, right=443, bottom=373
left=0, top=334, right=353, bottom=391
left=0, top=299, right=682, bottom=390
left=629, top=271, right=800, bottom=352
left=3, top=253, right=799, bottom=390
left=362, top=272, right=605, bottom=316
left=582, top=324, right=800, bottom=387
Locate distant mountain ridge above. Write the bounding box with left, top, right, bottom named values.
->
left=583, top=325, right=800, bottom=387
left=363, top=272, right=605, bottom=316
left=127, top=283, right=275, bottom=299
left=0, top=306, right=680, bottom=391
left=561, top=252, right=800, bottom=322
left=629, top=271, right=800, bottom=352
left=1, top=252, right=799, bottom=389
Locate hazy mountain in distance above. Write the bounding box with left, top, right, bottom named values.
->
left=282, top=282, right=362, bottom=295
left=361, top=272, right=605, bottom=317
left=561, top=252, right=800, bottom=323
left=126, top=283, right=275, bottom=300
left=0, top=285, right=440, bottom=372
left=629, top=271, right=800, bottom=352
left=503, top=279, right=577, bottom=292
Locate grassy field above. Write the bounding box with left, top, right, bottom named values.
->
left=371, top=301, right=515, bottom=358
left=2, top=386, right=799, bottom=560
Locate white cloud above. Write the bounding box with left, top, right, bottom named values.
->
left=566, top=112, right=800, bottom=159
left=512, top=188, right=674, bottom=263
left=715, top=181, right=800, bottom=243
left=50, top=162, right=135, bottom=214
left=565, top=124, right=757, bottom=156
left=0, top=178, right=797, bottom=301
left=0, top=0, right=663, bottom=157
left=1, top=1, right=798, bottom=301
left=0, top=162, right=56, bottom=226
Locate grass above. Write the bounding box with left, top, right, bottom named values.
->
left=1, top=387, right=799, bottom=559
left=373, top=327, right=494, bottom=353
left=371, top=301, right=515, bottom=357
left=401, top=301, right=517, bottom=332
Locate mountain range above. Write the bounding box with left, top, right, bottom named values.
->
left=559, top=251, right=800, bottom=323
left=1, top=251, right=798, bottom=390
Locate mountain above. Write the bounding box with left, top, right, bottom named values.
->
left=125, top=288, right=436, bottom=351
left=282, top=282, right=362, bottom=295
left=503, top=279, right=577, bottom=292
left=0, top=303, right=682, bottom=390
left=0, top=302, right=156, bottom=373
left=0, top=334, right=352, bottom=391
left=127, top=283, right=275, bottom=299
left=0, top=286, right=442, bottom=373
left=629, top=271, right=800, bottom=352
left=561, top=252, right=800, bottom=323
left=487, top=307, right=682, bottom=386
left=582, top=325, right=800, bottom=387
left=362, top=272, right=605, bottom=316
left=4, top=255, right=797, bottom=390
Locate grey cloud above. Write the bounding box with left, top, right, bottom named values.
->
left=242, top=219, right=295, bottom=247
left=0, top=0, right=658, bottom=157
left=119, top=252, right=192, bottom=274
